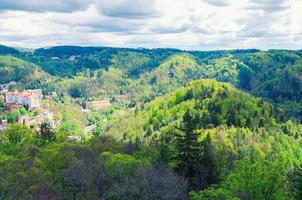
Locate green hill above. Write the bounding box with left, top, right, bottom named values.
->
left=1, top=45, right=302, bottom=120
left=0, top=55, right=49, bottom=85
left=106, top=79, right=282, bottom=139
left=0, top=45, right=20, bottom=55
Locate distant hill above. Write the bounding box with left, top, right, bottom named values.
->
left=0, top=44, right=301, bottom=120
left=33, top=46, right=181, bottom=77
left=0, top=44, right=20, bottom=55
left=0, top=55, right=49, bottom=85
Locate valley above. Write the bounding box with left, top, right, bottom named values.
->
left=0, top=44, right=302, bottom=199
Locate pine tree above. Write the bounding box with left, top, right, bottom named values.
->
left=175, top=110, right=201, bottom=191
left=196, top=133, right=218, bottom=190
left=291, top=165, right=302, bottom=199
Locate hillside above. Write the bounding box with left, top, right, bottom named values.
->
left=104, top=79, right=302, bottom=199
left=0, top=56, right=49, bottom=85
left=0, top=45, right=20, bottom=55
left=32, top=46, right=180, bottom=77
left=106, top=79, right=282, bottom=139
left=1, top=45, right=302, bottom=121
left=1, top=45, right=302, bottom=199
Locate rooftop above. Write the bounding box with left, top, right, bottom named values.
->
left=6, top=90, right=41, bottom=98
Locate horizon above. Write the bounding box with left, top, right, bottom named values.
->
left=0, top=0, right=302, bottom=50
left=1, top=43, right=302, bottom=52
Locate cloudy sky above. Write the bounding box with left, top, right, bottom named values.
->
left=0, top=0, right=301, bottom=50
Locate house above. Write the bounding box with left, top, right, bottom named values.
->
left=6, top=89, right=42, bottom=109
left=18, top=109, right=55, bottom=128
left=0, top=119, right=7, bottom=131
left=85, top=100, right=111, bottom=111
left=27, top=89, right=43, bottom=99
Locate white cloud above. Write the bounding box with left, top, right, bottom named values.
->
left=0, top=0, right=301, bottom=50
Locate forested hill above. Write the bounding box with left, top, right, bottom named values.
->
left=1, top=44, right=302, bottom=199
left=106, top=79, right=302, bottom=199
left=0, top=44, right=301, bottom=120
left=0, top=55, right=49, bottom=85
left=106, top=79, right=285, bottom=139
left=0, top=44, right=20, bottom=55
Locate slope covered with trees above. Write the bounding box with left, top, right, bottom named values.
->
left=1, top=44, right=302, bottom=199
left=106, top=79, right=302, bottom=199
left=1, top=79, right=302, bottom=199
left=1, top=44, right=301, bottom=121
left=0, top=55, right=49, bottom=85
left=106, top=79, right=283, bottom=139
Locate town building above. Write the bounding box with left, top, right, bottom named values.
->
left=18, top=109, right=55, bottom=128
left=85, top=100, right=111, bottom=111
left=5, top=89, right=42, bottom=109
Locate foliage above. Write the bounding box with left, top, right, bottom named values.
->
left=0, top=55, right=47, bottom=84
left=40, top=122, right=56, bottom=143
left=1, top=45, right=302, bottom=199
left=1, top=124, right=34, bottom=146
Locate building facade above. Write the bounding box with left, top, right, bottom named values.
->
left=6, top=89, right=42, bottom=109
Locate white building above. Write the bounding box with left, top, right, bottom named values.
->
left=6, top=89, right=42, bottom=109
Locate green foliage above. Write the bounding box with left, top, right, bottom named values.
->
left=221, top=157, right=289, bottom=200
left=175, top=110, right=202, bottom=190
left=1, top=124, right=34, bottom=145
left=18, top=106, right=27, bottom=116
left=0, top=56, right=46, bottom=84
left=1, top=45, right=302, bottom=199
left=0, top=44, right=20, bottom=55
left=40, top=122, right=56, bottom=143
left=108, top=79, right=280, bottom=139
left=291, top=165, right=302, bottom=199
left=190, top=187, right=240, bottom=200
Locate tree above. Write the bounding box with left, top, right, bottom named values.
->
left=19, top=106, right=28, bottom=116
left=290, top=165, right=302, bottom=199
left=223, top=157, right=288, bottom=200
left=174, top=110, right=201, bottom=191
left=110, top=165, right=188, bottom=200
left=6, top=110, right=19, bottom=123
left=40, top=122, right=56, bottom=143
left=190, top=187, right=239, bottom=200
left=1, top=124, right=33, bottom=145
left=196, top=133, right=219, bottom=190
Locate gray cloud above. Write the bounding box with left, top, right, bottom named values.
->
left=246, top=0, right=290, bottom=13
left=0, top=0, right=92, bottom=12
left=202, top=0, right=230, bottom=7
left=96, top=0, right=159, bottom=18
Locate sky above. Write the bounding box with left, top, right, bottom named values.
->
left=0, top=0, right=302, bottom=50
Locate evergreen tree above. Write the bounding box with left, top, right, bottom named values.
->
left=175, top=110, right=201, bottom=191
left=291, top=165, right=302, bottom=199
left=197, top=133, right=218, bottom=190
